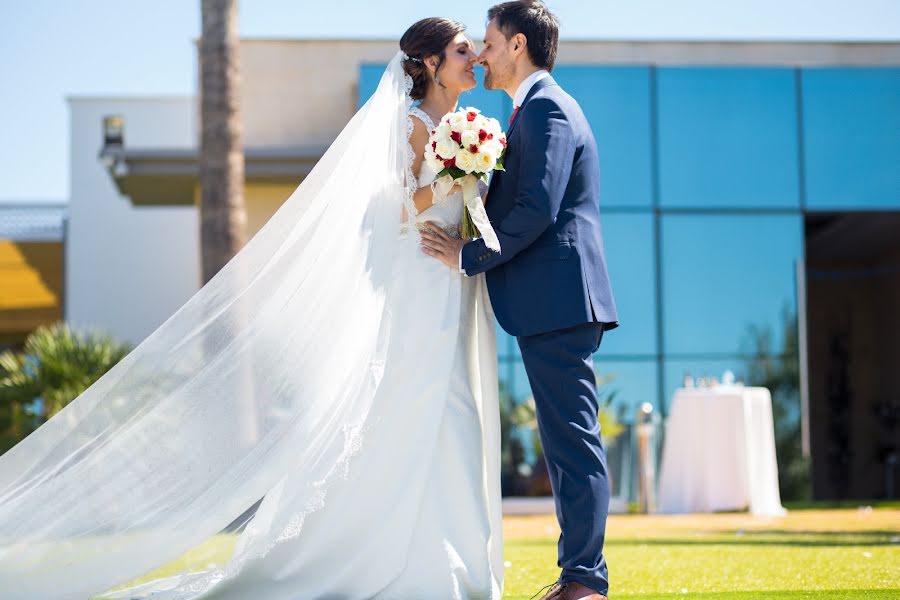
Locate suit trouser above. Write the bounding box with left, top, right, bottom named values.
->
left=517, top=322, right=610, bottom=594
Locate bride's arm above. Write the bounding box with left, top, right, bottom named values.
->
left=409, top=118, right=459, bottom=213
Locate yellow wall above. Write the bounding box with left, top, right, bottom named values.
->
left=192, top=182, right=299, bottom=240
left=0, top=240, right=63, bottom=339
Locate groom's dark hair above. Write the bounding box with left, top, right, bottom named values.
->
left=487, top=0, right=559, bottom=71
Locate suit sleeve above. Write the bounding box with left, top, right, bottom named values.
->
left=460, top=97, right=576, bottom=276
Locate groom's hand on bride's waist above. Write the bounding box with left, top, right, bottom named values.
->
left=419, top=221, right=467, bottom=271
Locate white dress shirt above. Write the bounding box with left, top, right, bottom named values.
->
left=458, top=69, right=551, bottom=274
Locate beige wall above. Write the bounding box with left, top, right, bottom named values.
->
left=233, top=39, right=900, bottom=150
left=238, top=40, right=396, bottom=148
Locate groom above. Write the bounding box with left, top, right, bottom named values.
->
left=420, top=1, right=619, bottom=599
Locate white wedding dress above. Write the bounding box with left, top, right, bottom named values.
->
left=0, top=53, right=502, bottom=600
left=181, top=107, right=504, bottom=600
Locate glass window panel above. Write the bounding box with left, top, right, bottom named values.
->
left=507, top=360, right=533, bottom=405
left=657, top=67, right=800, bottom=208
left=357, top=64, right=385, bottom=108
left=594, top=359, right=660, bottom=424
left=499, top=358, right=658, bottom=426
left=802, top=67, right=900, bottom=210
left=663, top=355, right=799, bottom=416
left=596, top=212, right=657, bottom=356
left=497, top=200, right=658, bottom=360
left=553, top=66, right=654, bottom=208
left=499, top=358, right=658, bottom=490
left=662, top=214, right=802, bottom=356
left=662, top=357, right=750, bottom=415
left=496, top=324, right=515, bottom=360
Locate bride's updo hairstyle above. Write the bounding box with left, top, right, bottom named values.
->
left=400, top=17, right=467, bottom=100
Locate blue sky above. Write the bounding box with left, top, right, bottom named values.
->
left=1, top=0, right=898, bottom=201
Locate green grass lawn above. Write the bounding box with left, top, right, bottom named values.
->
left=106, top=506, right=899, bottom=599
left=502, top=507, right=899, bottom=599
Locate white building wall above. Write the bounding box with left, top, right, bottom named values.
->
left=66, top=97, right=200, bottom=345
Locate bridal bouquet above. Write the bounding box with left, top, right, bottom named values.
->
left=423, top=107, right=505, bottom=251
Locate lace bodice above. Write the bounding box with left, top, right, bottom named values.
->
left=407, top=106, right=464, bottom=236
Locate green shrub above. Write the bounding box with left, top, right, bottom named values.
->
left=0, top=322, right=131, bottom=454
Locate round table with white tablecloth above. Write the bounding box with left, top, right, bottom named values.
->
left=658, top=385, right=787, bottom=517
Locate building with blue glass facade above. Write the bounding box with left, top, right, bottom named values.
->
left=85, top=38, right=899, bottom=503
left=360, top=41, right=900, bottom=502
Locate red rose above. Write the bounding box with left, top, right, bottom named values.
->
left=432, top=141, right=437, bottom=151
left=443, top=158, right=456, bottom=168
left=499, top=137, right=507, bottom=148
left=488, top=133, right=494, bottom=140
left=469, top=144, right=479, bottom=153
left=478, top=129, right=488, bottom=142
left=467, top=111, right=477, bottom=122
left=450, top=131, right=462, bottom=143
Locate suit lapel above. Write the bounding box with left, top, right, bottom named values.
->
left=505, top=76, right=556, bottom=141
left=488, top=76, right=558, bottom=205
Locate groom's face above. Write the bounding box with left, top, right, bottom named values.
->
left=479, top=19, right=515, bottom=92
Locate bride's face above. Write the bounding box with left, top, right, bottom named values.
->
left=431, top=34, right=477, bottom=93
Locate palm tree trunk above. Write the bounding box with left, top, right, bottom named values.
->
left=200, top=0, right=247, bottom=284
left=199, top=0, right=259, bottom=446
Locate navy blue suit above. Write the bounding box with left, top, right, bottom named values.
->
left=461, top=76, right=618, bottom=594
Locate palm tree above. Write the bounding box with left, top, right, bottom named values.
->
left=0, top=323, right=131, bottom=454
left=199, top=1, right=259, bottom=445
left=199, top=0, right=247, bottom=284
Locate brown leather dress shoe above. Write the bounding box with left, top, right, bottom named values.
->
left=531, top=581, right=563, bottom=600
left=556, top=581, right=609, bottom=600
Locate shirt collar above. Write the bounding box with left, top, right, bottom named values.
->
left=513, top=69, right=551, bottom=108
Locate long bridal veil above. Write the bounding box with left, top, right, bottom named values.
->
left=0, top=52, right=424, bottom=600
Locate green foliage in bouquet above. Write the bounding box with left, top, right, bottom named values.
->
left=437, top=150, right=506, bottom=242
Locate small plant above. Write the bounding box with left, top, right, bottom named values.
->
left=0, top=322, right=131, bottom=453
left=595, top=372, right=626, bottom=443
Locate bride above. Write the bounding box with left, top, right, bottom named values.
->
left=0, top=17, right=504, bottom=600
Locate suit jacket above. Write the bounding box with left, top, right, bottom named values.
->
left=461, top=76, right=619, bottom=337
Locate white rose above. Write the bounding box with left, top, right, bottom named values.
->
left=475, top=151, right=497, bottom=173
left=424, top=149, right=444, bottom=172
left=480, top=140, right=504, bottom=159
left=455, top=149, right=477, bottom=174
left=435, top=138, right=459, bottom=160
left=449, top=112, right=467, bottom=130
left=434, top=123, right=452, bottom=141
left=473, top=115, right=490, bottom=132
left=461, top=130, right=479, bottom=148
